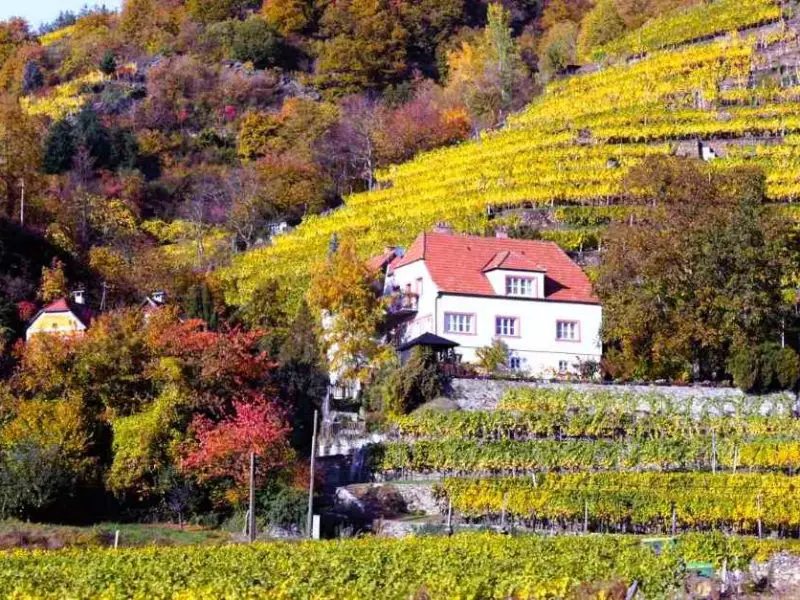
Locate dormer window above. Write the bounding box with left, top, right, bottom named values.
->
left=506, top=276, right=536, bottom=297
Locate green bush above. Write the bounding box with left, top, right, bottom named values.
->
left=371, top=348, right=447, bottom=415
left=728, top=343, right=800, bottom=393
left=231, top=16, right=284, bottom=69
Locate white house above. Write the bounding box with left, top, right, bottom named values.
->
left=380, top=228, right=602, bottom=376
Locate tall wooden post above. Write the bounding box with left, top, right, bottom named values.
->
left=711, top=430, right=717, bottom=474
left=307, top=410, right=318, bottom=538
left=584, top=500, right=588, bottom=534
left=671, top=503, right=677, bottom=536
left=19, top=178, right=24, bottom=228
left=248, top=452, right=256, bottom=543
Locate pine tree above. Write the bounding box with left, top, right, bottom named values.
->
left=42, top=118, right=76, bottom=175
left=75, top=106, right=112, bottom=170
left=99, top=51, right=117, bottom=76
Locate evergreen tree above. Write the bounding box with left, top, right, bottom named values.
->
left=22, top=60, right=43, bottom=94
left=99, top=51, right=117, bottom=76
left=278, top=300, right=328, bottom=453
left=75, top=105, right=112, bottom=170
left=42, top=118, right=76, bottom=175
left=184, top=282, right=218, bottom=330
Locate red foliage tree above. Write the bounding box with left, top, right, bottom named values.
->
left=180, top=395, right=292, bottom=500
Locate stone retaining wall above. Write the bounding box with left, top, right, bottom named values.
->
left=448, top=378, right=797, bottom=414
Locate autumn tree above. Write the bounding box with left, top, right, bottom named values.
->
left=187, top=0, right=252, bottom=23
left=537, top=20, right=578, bottom=79
left=0, top=94, right=42, bottom=218
left=262, top=0, right=313, bottom=36
left=38, top=259, right=69, bottom=303
left=231, top=15, right=285, bottom=69
left=597, top=157, right=800, bottom=383
left=314, top=0, right=408, bottom=96
left=307, top=235, right=389, bottom=384
left=237, top=97, right=339, bottom=161
left=576, top=0, right=626, bottom=60
left=180, top=397, right=292, bottom=504
left=397, top=0, right=465, bottom=74
left=444, top=3, right=531, bottom=128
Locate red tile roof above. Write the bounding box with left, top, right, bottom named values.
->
left=390, top=232, right=599, bottom=304
left=366, top=248, right=399, bottom=274
left=482, top=250, right=547, bottom=273
left=37, top=297, right=94, bottom=327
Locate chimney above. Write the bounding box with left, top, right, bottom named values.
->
left=434, top=222, right=453, bottom=234
left=152, top=290, right=167, bottom=304
left=495, top=226, right=509, bottom=239
left=71, top=290, right=86, bottom=305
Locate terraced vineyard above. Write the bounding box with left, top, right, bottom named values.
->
left=376, top=387, right=800, bottom=535
left=220, top=0, right=800, bottom=307
left=3, top=531, right=800, bottom=598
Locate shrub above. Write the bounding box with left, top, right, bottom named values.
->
left=378, top=348, right=447, bottom=415
left=728, top=343, right=800, bottom=393
left=22, top=60, right=43, bottom=94
left=775, top=346, right=800, bottom=391
left=231, top=16, right=284, bottom=70
left=475, top=338, right=510, bottom=375
left=99, top=51, right=116, bottom=76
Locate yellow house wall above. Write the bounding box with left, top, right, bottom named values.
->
left=26, top=312, right=86, bottom=340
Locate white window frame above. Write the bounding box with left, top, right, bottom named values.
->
left=495, top=316, right=519, bottom=337
left=444, top=312, right=475, bottom=334
left=505, top=276, right=536, bottom=297
left=556, top=320, right=580, bottom=342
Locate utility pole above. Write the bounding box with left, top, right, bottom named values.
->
left=248, top=451, right=256, bottom=543
left=307, top=410, right=318, bottom=538
left=19, top=177, right=24, bottom=228
left=100, top=282, right=109, bottom=312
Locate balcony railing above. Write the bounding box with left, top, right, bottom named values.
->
left=387, top=292, right=419, bottom=314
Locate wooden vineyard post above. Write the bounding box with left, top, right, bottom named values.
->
left=757, top=495, right=763, bottom=539
left=583, top=500, right=588, bottom=534
left=248, top=452, right=256, bottom=543
left=446, top=498, right=453, bottom=535
left=671, top=503, right=677, bottom=536
left=711, top=430, right=717, bottom=474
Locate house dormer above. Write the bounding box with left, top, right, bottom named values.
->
left=482, top=250, right=546, bottom=298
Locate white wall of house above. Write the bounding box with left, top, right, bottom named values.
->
left=435, top=294, right=602, bottom=376
left=391, top=262, right=602, bottom=376
left=386, top=260, right=440, bottom=342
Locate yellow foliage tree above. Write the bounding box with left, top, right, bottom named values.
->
left=577, top=0, right=627, bottom=60
left=307, top=235, right=390, bottom=383
left=262, top=0, right=313, bottom=36
left=38, top=258, right=69, bottom=303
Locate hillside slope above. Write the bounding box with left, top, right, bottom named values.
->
left=219, top=0, right=799, bottom=308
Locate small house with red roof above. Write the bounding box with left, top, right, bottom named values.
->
left=382, top=228, right=602, bottom=376
left=25, top=292, right=94, bottom=341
